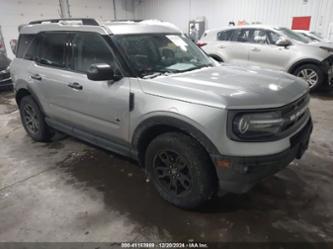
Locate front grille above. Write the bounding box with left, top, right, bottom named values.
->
left=280, top=94, right=310, bottom=134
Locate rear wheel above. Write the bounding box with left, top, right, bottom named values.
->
left=145, top=132, right=217, bottom=209
left=294, top=64, right=325, bottom=91
left=19, top=95, right=52, bottom=142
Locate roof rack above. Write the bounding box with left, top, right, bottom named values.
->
left=29, top=18, right=99, bottom=26
left=109, top=19, right=144, bottom=23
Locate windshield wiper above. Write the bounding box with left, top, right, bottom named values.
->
left=141, top=71, right=173, bottom=79
left=179, top=64, right=213, bottom=73
left=142, top=72, right=164, bottom=79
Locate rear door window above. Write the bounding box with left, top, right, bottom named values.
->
left=217, top=30, right=234, bottom=41
left=38, top=32, right=68, bottom=68
left=230, top=29, right=252, bottom=42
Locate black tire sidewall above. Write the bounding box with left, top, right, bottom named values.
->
left=19, top=96, right=51, bottom=142
left=145, top=132, right=217, bottom=209
left=294, top=64, right=325, bottom=91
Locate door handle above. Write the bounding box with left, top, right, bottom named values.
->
left=30, top=74, right=42, bottom=80
left=68, top=82, right=83, bottom=90
left=251, top=47, right=261, bottom=52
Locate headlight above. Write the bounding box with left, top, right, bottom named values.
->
left=230, top=111, right=285, bottom=141
left=228, top=94, right=311, bottom=142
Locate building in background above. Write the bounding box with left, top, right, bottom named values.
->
left=133, top=0, right=333, bottom=41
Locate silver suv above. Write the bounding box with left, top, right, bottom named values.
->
left=11, top=19, right=313, bottom=209
left=199, top=25, right=333, bottom=90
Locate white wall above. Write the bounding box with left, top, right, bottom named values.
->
left=69, top=0, right=134, bottom=20
left=134, top=0, right=333, bottom=39
left=0, top=0, right=60, bottom=59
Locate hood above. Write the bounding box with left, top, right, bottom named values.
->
left=139, top=64, right=309, bottom=109
left=309, top=41, right=333, bottom=51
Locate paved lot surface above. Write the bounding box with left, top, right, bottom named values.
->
left=0, top=89, right=333, bottom=242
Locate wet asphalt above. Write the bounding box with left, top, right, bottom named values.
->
left=0, top=89, right=332, bottom=243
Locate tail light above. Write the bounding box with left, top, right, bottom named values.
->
left=196, top=40, right=207, bottom=48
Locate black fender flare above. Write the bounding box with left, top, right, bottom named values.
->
left=131, top=116, right=220, bottom=159
left=15, top=86, right=46, bottom=115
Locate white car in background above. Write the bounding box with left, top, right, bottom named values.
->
left=295, top=30, right=333, bottom=50
left=294, top=30, right=330, bottom=43
left=198, top=25, right=333, bottom=90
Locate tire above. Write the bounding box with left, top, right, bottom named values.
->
left=145, top=132, right=218, bottom=209
left=19, top=95, right=52, bottom=142
left=293, top=64, right=325, bottom=91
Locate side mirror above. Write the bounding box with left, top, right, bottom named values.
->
left=209, top=57, right=221, bottom=65
left=87, top=63, right=122, bottom=81
left=10, top=39, right=17, bottom=55
left=276, top=38, right=292, bottom=47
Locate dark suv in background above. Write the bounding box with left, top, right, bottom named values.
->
left=0, top=53, right=12, bottom=90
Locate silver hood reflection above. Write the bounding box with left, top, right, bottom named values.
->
left=140, top=64, right=309, bottom=109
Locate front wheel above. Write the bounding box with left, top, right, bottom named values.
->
left=145, top=132, right=218, bottom=209
left=294, top=64, right=325, bottom=91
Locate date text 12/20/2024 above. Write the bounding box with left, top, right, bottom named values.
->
left=121, top=242, right=208, bottom=248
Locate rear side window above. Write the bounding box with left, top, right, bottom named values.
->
left=217, top=30, right=233, bottom=41
left=71, top=32, right=114, bottom=73
left=233, top=29, right=252, bottom=42
left=16, top=34, right=35, bottom=58
left=39, top=32, right=67, bottom=68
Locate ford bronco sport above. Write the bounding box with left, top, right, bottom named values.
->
left=10, top=19, right=313, bottom=209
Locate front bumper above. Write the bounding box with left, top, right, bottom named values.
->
left=212, top=118, right=313, bottom=193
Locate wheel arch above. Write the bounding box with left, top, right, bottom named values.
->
left=131, top=116, right=220, bottom=167
left=15, top=88, right=32, bottom=106
left=287, top=58, right=322, bottom=74
left=15, top=87, right=45, bottom=114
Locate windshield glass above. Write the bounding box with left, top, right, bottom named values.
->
left=275, top=27, right=311, bottom=43
left=113, top=33, right=213, bottom=77
left=310, top=31, right=324, bottom=40
left=300, top=32, right=321, bottom=42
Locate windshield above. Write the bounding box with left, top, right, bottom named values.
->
left=310, top=31, right=324, bottom=40
left=275, top=27, right=311, bottom=43
left=300, top=32, right=321, bottom=42
left=113, top=33, right=213, bottom=77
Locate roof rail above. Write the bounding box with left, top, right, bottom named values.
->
left=29, top=18, right=99, bottom=26
left=108, top=19, right=144, bottom=23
